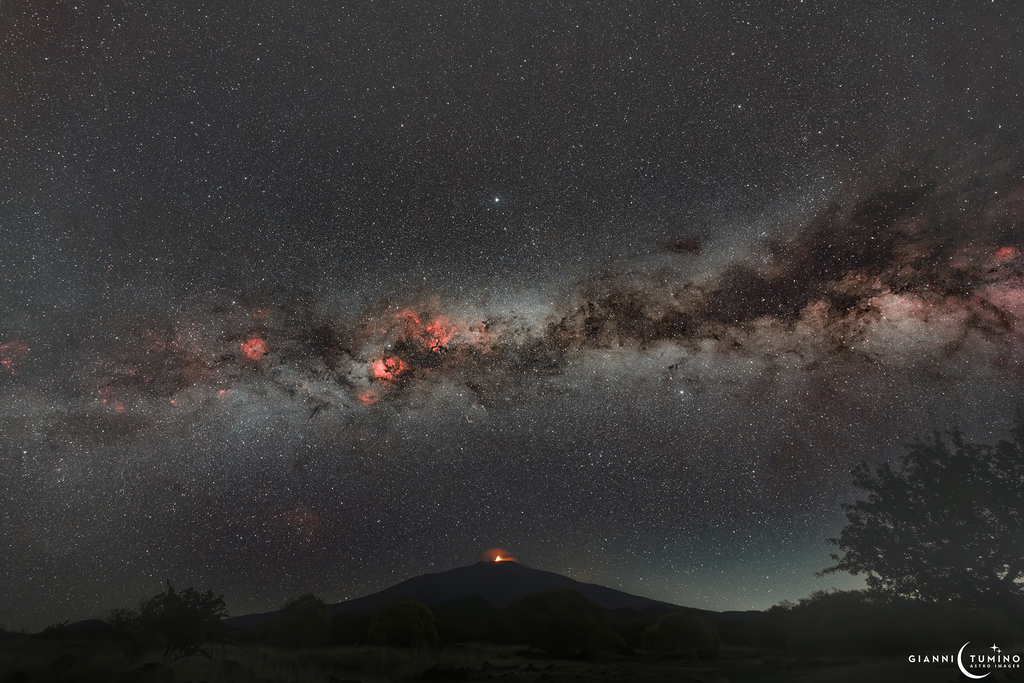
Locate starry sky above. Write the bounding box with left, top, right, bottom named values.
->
left=2, top=1, right=1023, bottom=631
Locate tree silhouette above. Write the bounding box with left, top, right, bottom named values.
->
left=270, top=593, right=331, bottom=649
left=819, top=419, right=1024, bottom=622
left=641, top=613, right=721, bottom=659
left=133, top=580, right=229, bottom=660
left=503, top=587, right=626, bottom=656
left=367, top=598, right=439, bottom=650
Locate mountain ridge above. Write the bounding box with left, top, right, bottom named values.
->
left=225, top=560, right=687, bottom=630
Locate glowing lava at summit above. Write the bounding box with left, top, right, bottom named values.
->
left=481, top=548, right=518, bottom=563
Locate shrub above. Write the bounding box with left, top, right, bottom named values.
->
left=367, top=599, right=439, bottom=649
left=270, top=594, right=332, bottom=649
left=641, top=613, right=721, bottom=659
left=331, top=612, right=371, bottom=646
left=503, top=588, right=626, bottom=657
left=109, top=580, right=229, bottom=660
left=39, top=621, right=69, bottom=640
left=770, top=589, right=1022, bottom=656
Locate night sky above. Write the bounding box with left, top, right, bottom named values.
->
left=2, top=1, right=1023, bottom=631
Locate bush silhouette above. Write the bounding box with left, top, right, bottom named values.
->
left=367, top=598, right=438, bottom=649
left=270, top=593, right=331, bottom=649
left=503, top=587, right=626, bottom=656
left=641, top=612, right=721, bottom=658
left=331, top=612, right=371, bottom=646
left=111, top=580, right=229, bottom=660
left=778, top=590, right=909, bottom=655
left=429, top=594, right=503, bottom=645
left=770, top=589, right=1019, bottom=655
left=712, top=610, right=786, bottom=650
left=107, top=607, right=139, bottom=631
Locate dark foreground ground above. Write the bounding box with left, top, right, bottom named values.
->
left=0, top=639, right=991, bottom=683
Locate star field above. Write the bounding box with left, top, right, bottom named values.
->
left=1, top=1, right=1023, bottom=631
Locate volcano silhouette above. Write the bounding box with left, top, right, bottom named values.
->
left=226, top=560, right=684, bottom=629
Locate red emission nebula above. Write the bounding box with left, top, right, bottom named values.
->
left=240, top=338, right=268, bottom=361
left=372, top=357, right=408, bottom=381
left=0, top=339, right=28, bottom=371
left=394, top=308, right=456, bottom=351
left=369, top=308, right=465, bottom=383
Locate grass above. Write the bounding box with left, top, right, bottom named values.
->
left=0, top=639, right=1004, bottom=682
left=0, top=639, right=512, bottom=682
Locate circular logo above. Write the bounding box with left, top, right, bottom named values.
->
left=958, top=642, right=990, bottom=680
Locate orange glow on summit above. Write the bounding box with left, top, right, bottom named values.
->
left=482, top=548, right=518, bottom=563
